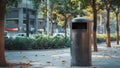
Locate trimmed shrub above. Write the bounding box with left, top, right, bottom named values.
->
left=110, top=33, right=116, bottom=41
left=5, top=37, right=34, bottom=50
left=97, top=34, right=106, bottom=43
left=5, top=34, right=70, bottom=50
left=31, top=34, right=70, bottom=49
left=5, top=33, right=119, bottom=50
left=97, top=33, right=118, bottom=43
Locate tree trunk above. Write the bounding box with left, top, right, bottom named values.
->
left=0, top=0, right=7, bottom=66
left=64, top=16, right=67, bottom=46
left=49, top=10, right=53, bottom=36
left=116, top=13, right=119, bottom=45
left=106, top=9, right=111, bottom=47
left=26, top=10, right=29, bottom=37
left=64, top=16, right=67, bottom=38
left=93, top=32, right=97, bottom=51
left=92, top=0, right=98, bottom=52
left=50, top=21, right=53, bottom=36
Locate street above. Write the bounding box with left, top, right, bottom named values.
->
left=4, top=42, right=120, bottom=68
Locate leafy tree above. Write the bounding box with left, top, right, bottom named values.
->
left=89, top=0, right=98, bottom=52
left=38, top=0, right=55, bottom=35
left=0, top=0, right=22, bottom=66
left=0, top=0, right=40, bottom=66
left=25, top=0, right=41, bottom=37
left=101, top=0, right=116, bottom=47
left=83, top=0, right=103, bottom=51
left=0, top=0, right=7, bottom=66
left=53, top=0, right=80, bottom=37
left=111, top=0, right=120, bottom=45
left=49, top=0, right=59, bottom=36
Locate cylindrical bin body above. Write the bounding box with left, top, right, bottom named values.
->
left=71, top=17, right=92, bottom=66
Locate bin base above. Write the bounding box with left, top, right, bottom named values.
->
left=71, top=66, right=93, bottom=68
left=71, top=62, right=92, bottom=66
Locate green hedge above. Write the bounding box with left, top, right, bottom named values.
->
left=5, top=34, right=70, bottom=50
left=97, top=33, right=118, bottom=43
left=5, top=34, right=118, bottom=50
left=5, top=37, right=34, bottom=50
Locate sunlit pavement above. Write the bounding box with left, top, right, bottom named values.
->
left=4, top=41, right=120, bottom=68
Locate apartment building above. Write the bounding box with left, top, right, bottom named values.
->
left=5, top=0, right=38, bottom=34
left=5, top=0, right=65, bottom=35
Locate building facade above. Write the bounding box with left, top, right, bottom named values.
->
left=5, top=0, right=66, bottom=35
left=5, top=0, right=38, bottom=34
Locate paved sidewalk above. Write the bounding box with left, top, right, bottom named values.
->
left=2, top=42, right=120, bottom=68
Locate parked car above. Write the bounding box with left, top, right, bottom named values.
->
left=12, top=33, right=26, bottom=39
left=4, top=31, right=10, bottom=40
left=53, top=33, right=70, bottom=38
left=12, top=33, right=34, bottom=39
left=53, top=33, right=65, bottom=38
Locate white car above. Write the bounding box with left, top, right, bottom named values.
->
left=12, top=33, right=26, bottom=39
left=13, top=33, right=35, bottom=39
left=53, top=33, right=70, bottom=38
left=53, top=33, right=65, bottom=38
left=4, top=31, right=10, bottom=40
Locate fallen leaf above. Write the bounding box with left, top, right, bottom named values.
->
left=70, top=65, right=72, bottom=68
left=61, top=60, right=66, bottom=64
left=42, top=55, right=45, bottom=56
left=19, top=62, right=31, bottom=66
left=52, top=64, right=54, bottom=66
left=22, top=56, right=27, bottom=58
left=46, top=61, right=51, bottom=64
left=35, top=54, right=38, bottom=57
left=20, top=51, right=22, bottom=54
left=59, top=56, right=62, bottom=58
left=93, top=66, right=97, bottom=68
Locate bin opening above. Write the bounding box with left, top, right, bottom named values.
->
left=72, top=22, right=87, bottom=29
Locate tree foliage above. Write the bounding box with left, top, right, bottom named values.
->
left=110, top=0, right=120, bottom=45
left=0, top=0, right=41, bottom=66
left=110, top=0, right=120, bottom=14
left=6, top=0, right=21, bottom=7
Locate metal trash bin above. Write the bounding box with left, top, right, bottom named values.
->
left=71, top=17, right=92, bottom=66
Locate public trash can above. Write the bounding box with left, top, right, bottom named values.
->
left=71, top=17, right=92, bottom=66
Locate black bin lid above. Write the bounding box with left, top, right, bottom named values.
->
left=72, top=17, right=91, bottom=23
